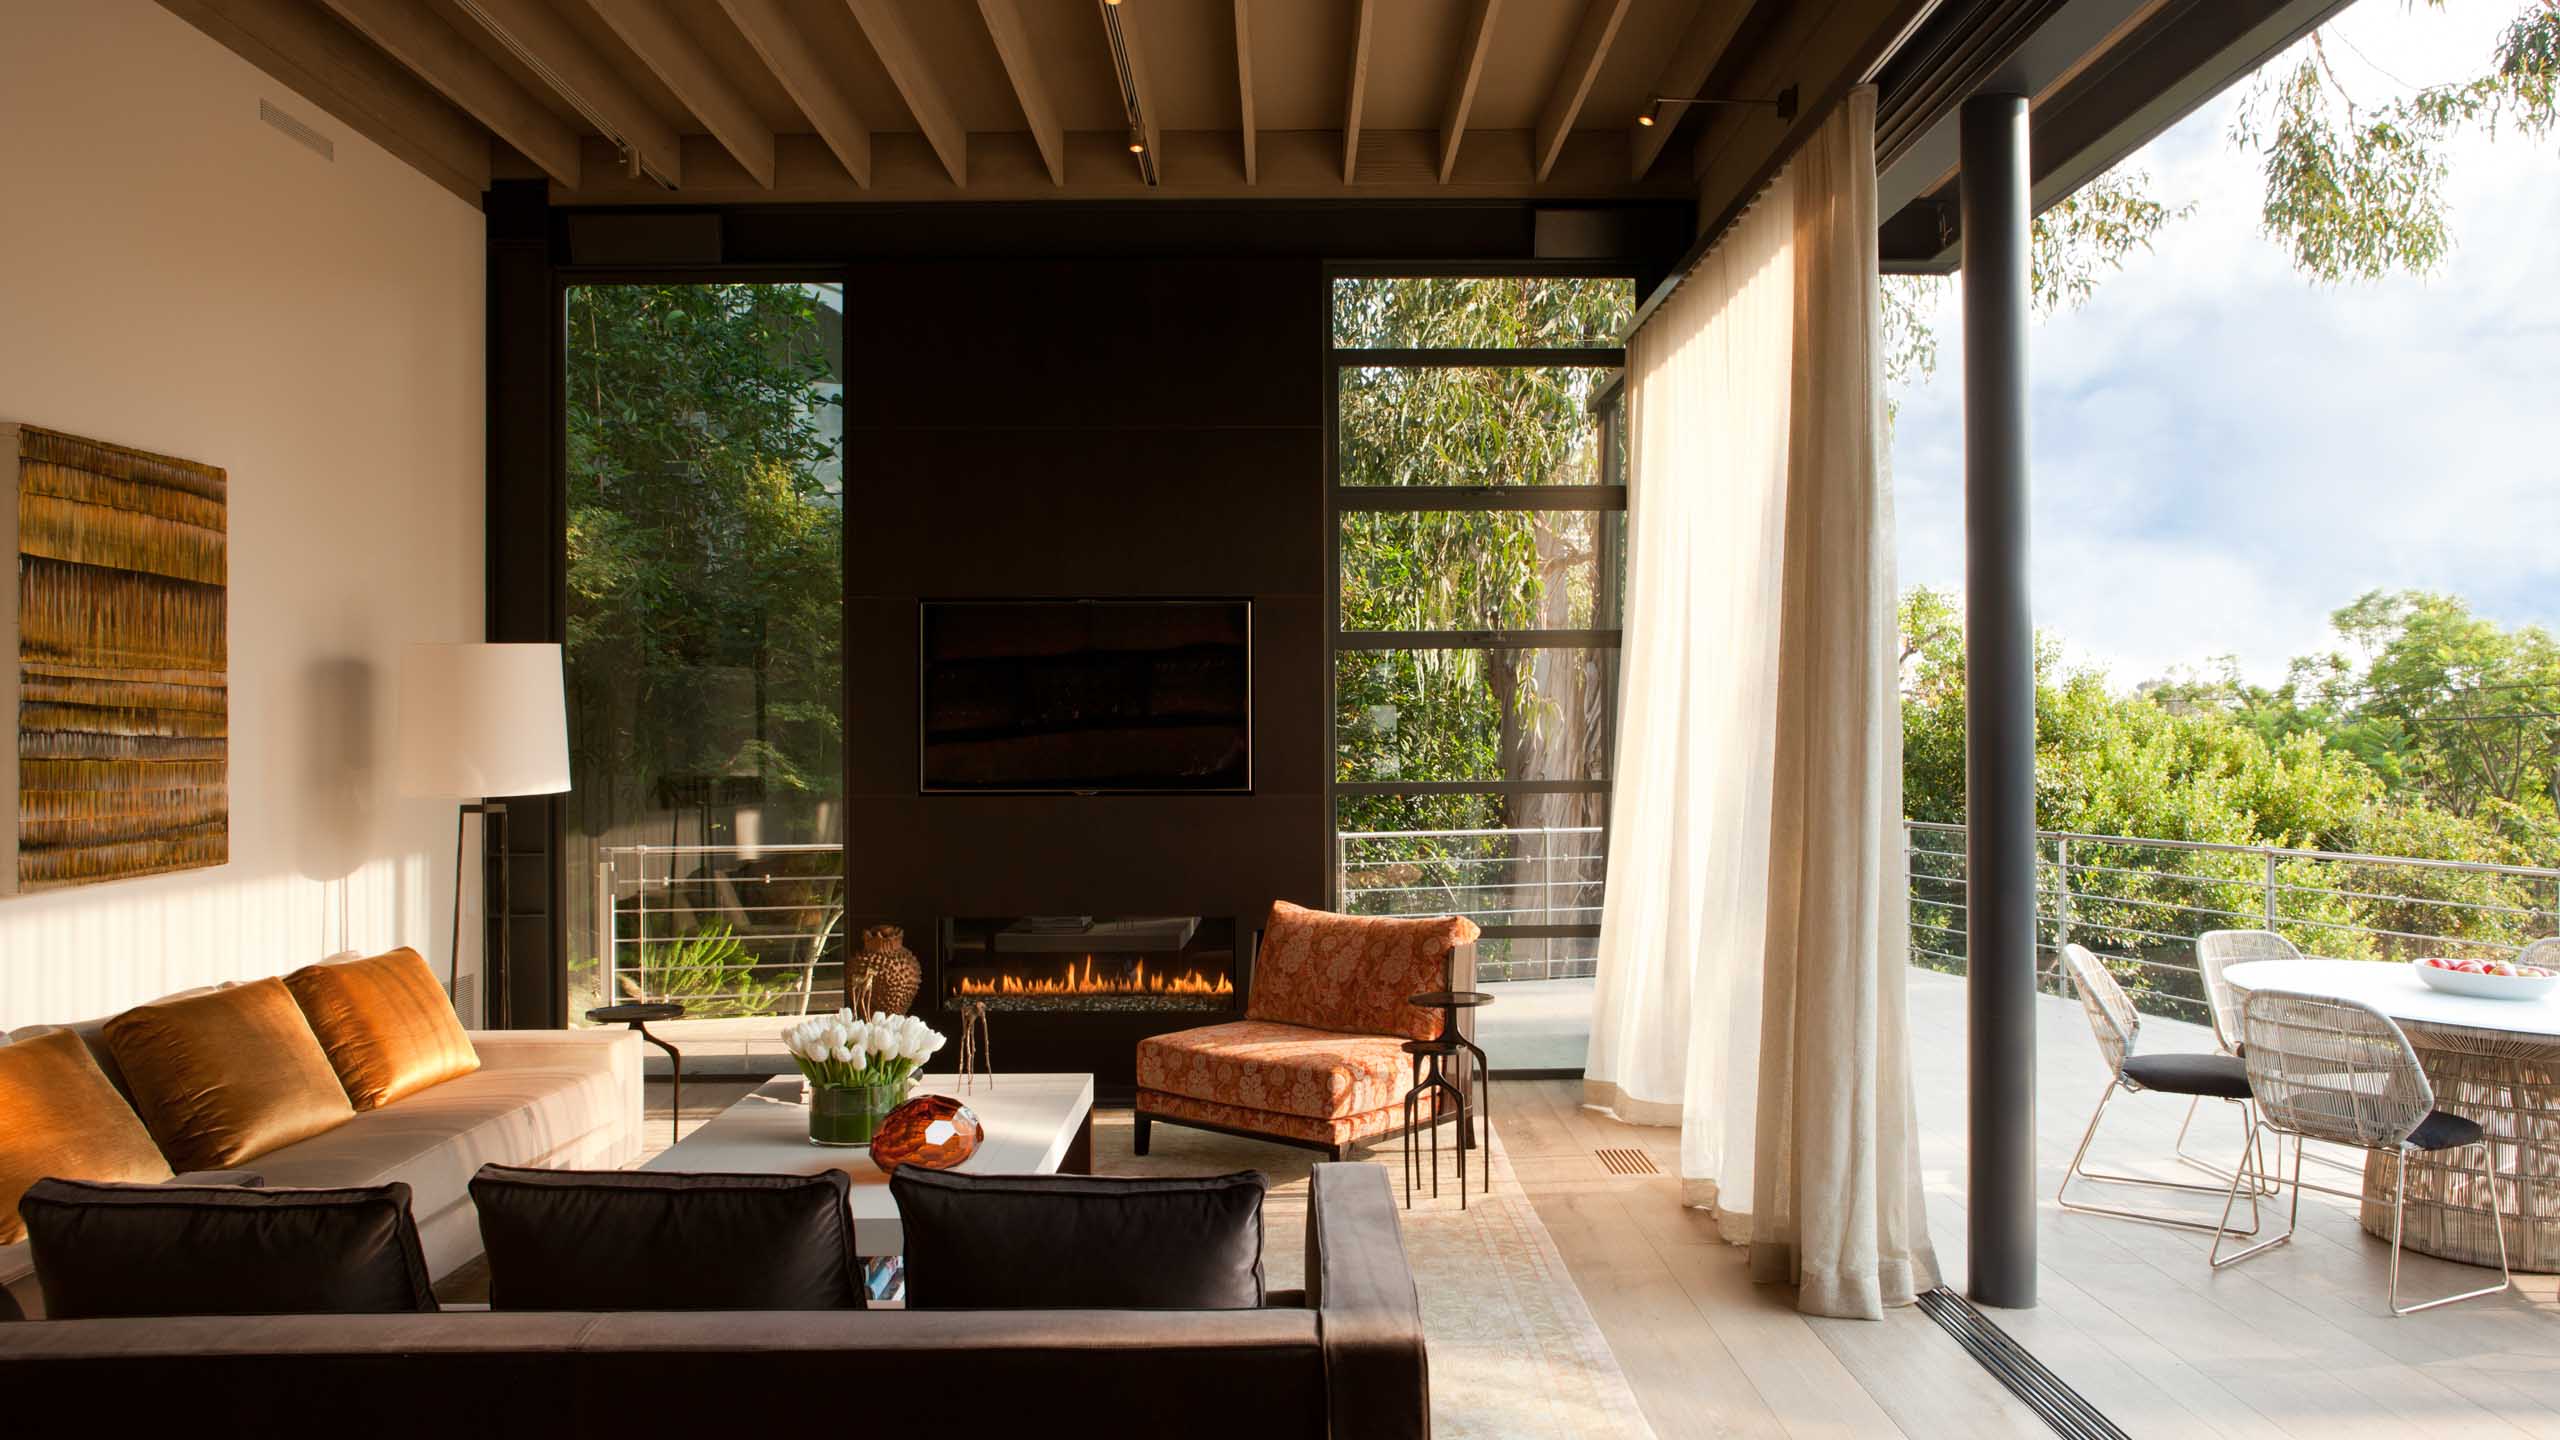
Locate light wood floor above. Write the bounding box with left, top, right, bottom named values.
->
left=642, top=976, right=2560, bottom=1439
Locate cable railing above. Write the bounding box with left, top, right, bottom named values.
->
left=1906, top=820, right=2560, bottom=1026
left=592, top=842, right=848, bottom=1018
left=591, top=824, right=1614, bottom=1014
left=1336, top=825, right=1604, bottom=982
left=587, top=821, right=2549, bottom=1022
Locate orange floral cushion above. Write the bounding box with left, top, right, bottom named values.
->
left=1246, top=901, right=1479, bottom=1041
left=1137, top=1020, right=1417, bottom=1121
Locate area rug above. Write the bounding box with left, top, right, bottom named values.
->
left=1094, top=1109, right=1655, bottom=1440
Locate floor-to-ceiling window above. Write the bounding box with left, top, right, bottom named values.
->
left=1327, top=273, right=1633, bottom=1070
left=561, top=280, right=846, bottom=1024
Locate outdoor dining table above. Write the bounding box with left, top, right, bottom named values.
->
left=2224, top=956, right=2560, bottom=1273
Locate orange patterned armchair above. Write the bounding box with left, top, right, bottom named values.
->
left=1135, top=901, right=1480, bottom=1162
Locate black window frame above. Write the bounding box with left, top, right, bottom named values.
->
left=1323, top=264, right=1633, bottom=977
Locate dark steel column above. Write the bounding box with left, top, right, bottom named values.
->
left=1961, top=92, right=2038, bottom=1310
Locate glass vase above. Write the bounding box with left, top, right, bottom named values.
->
left=808, top=1079, right=909, bottom=1148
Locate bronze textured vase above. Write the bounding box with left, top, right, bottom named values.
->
left=869, top=1093, right=983, bottom=1173
left=847, top=924, right=922, bottom=1014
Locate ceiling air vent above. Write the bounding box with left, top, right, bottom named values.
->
left=259, top=99, right=334, bottom=162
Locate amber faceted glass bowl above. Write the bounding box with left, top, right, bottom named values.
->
left=869, top=1093, right=985, bottom=1173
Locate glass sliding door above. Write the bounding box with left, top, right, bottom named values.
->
left=562, top=281, right=846, bottom=1024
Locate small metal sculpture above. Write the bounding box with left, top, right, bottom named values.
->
left=956, top=999, right=993, bottom=1092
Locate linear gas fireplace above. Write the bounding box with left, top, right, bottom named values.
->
left=938, top=916, right=1241, bottom=1015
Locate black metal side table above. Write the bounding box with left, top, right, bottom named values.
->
left=1402, top=989, right=1495, bottom=1207
left=586, top=1002, right=685, bottom=1145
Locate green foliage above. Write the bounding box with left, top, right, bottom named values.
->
left=1899, top=586, right=2560, bottom=1017
left=1890, top=5, right=2558, bottom=388
left=1880, top=167, right=2188, bottom=391
left=2233, top=11, right=2559, bottom=284
left=620, top=923, right=794, bottom=1019
left=564, top=283, right=844, bottom=837
left=1332, top=278, right=1630, bottom=841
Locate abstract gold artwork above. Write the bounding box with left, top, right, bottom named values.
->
left=0, top=424, right=228, bottom=891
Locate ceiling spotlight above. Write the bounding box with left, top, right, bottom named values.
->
left=1636, top=103, right=1659, bottom=128
left=1127, top=125, right=1146, bottom=155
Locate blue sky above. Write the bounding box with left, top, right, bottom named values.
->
left=1888, top=0, right=2560, bottom=689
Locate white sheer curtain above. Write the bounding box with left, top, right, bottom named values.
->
left=1583, top=87, right=1938, bottom=1319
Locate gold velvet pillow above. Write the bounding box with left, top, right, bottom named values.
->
left=104, top=978, right=357, bottom=1171
left=0, top=1029, right=175, bottom=1244
left=283, top=948, right=479, bottom=1111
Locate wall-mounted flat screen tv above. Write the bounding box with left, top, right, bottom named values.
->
left=919, top=599, right=1252, bottom=794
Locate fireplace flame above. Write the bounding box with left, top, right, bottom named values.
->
left=955, top=955, right=1235, bottom=999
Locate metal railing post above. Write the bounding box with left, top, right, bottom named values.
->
left=2263, top=847, right=2279, bottom=932
left=2052, top=836, right=2072, bottom=985
left=1540, top=827, right=1557, bottom=977
left=595, top=860, right=615, bottom=1012
left=633, top=844, right=649, bottom=1006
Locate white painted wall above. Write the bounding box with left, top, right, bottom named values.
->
left=0, top=0, right=484, bottom=1025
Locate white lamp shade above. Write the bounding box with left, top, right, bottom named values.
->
left=396, top=643, right=572, bottom=798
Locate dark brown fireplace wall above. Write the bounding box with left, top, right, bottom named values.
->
left=837, top=259, right=1330, bottom=1022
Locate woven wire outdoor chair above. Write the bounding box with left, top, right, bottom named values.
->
left=2210, top=988, right=2512, bottom=1315
left=2178, top=930, right=2306, bottom=1192
left=2058, top=943, right=2265, bottom=1235
left=2516, top=937, right=2560, bottom=972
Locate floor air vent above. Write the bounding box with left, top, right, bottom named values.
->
left=1915, top=1288, right=2128, bottom=1440
left=1595, top=1147, right=1658, bottom=1176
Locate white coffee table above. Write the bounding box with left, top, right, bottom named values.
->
left=644, top=1072, right=1096, bottom=1256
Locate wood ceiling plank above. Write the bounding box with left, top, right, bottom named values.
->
left=1343, top=0, right=1374, bottom=182
left=975, top=0, right=1065, bottom=186
left=847, top=0, right=968, bottom=187
left=717, top=0, right=872, bottom=187
left=1437, top=0, right=1503, bottom=183
left=1234, top=0, right=1256, bottom=183
left=452, top=0, right=681, bottom=187
left=1531, top=0, right=1633, bottom=182
left=1629, top=0, right=1754, bottom=180
left=157, top=0, right=492, bottom=203
left=315, top=0, right=579, bottom=186
left=585, top=0, right=775, bottom=188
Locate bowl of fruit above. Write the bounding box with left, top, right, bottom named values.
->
left=2413, top=955, right=2560, bottom=1001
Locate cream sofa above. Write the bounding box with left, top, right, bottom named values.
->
left=2, top=995, right=642, bottom=1320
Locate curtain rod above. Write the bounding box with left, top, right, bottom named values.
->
left=1620, top=0, right=1945, bottom=344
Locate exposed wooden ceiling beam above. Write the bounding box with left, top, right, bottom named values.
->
left=314, top=0, right=579, bottom=186
left=1233, top=0, right=1256, bottom=183
left=1629, top=0, right=1754, bottom=180
left=557, top=127, right=1691, bottom=202
left=1437, top=0, right=1503, bottom=184
left=451, top=0, right=680, bottom=187
left=848, top=0, right=968, bottom=187
left=1532, top=0, right=1632, bottom=182
left=586, top=0, right=774, bottom=188
left=1343, top=0, right=1374, bottom=182
left=718, top=0, right=872, bottom=187
left=975, top=0, right=1065, bottom=186
left=157, top=0, right=491, bottom=204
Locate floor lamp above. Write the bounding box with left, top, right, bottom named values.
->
left=398, top=643, right=570, bottom=1030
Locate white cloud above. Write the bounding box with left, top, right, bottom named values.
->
left=1890, top=0, right=2560, bottom=690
